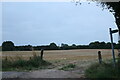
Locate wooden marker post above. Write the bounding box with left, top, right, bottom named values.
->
left=40, top=49, right=44, bottom=60
left=118, top=50, right=120, bottom=67
left=98, top=51, right=102, bottom=64
left=109, top=28, right=118, bottom=67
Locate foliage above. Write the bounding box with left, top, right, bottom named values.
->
left=49, top=43, right=58, bottom=50
left=85, top=60, right=120, bottom=78
left=75, top=1, right=120, bottom=28
left=89, top=41, right=111, bottom=49
left=75, top=1, right=120, bottom=36
left=97, top=2, right=120, bottom=37
left=61, top=43, right=69, bottom=50
left=15, top=45, right=32, bottom=51
left=1, top=40, right=120, bottom=51
left=101, top=2, right=120, bottom=30
left=59, top=64, right=76, bottom=71
left=2, top=56, right=52, bottom=71
left=2, top=41, right=15, bottom=51
left=0, top=46, right=2, bottom=51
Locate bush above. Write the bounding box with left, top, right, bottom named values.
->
left=2, top=56, right=51, bottom=71
left=85, top=61, right=120, bottom=78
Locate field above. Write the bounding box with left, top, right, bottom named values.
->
left=2, top=49, right=119, bottom=68
left=2, top=49, right=118, bottom=61
left=2, top=49, right=120, bottom=78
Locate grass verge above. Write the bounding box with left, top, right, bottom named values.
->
left=59, top=63, right=76, bottom=71
left=85, top=59, right=120, bottom=78
left=2, top=56, right=52, bottom=71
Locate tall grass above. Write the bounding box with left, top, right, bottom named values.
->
left=85, top=59, right=120, bottom=78
left=2, top=55, right=51, bottom=71
left=59, top=63, right=76, bottom=71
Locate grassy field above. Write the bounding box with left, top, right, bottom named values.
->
left=2, top=49, right=119, bottom=61
left=1, top=49, right=119, bottom=72
left=1, top=49, right=118, bottom=66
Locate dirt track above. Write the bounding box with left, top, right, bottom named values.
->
left=2, top=69, right=84, bottom=78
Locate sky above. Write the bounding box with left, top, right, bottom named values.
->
left=1, top=2, right=119, bottom=46
left=0, top=2, right=2, bottom=46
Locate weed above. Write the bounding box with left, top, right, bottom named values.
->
left=2, top=56, right=52, bottom=71
left=85, top=60, right=120, bottom=78
left=59, top=63, right=76, bottom=71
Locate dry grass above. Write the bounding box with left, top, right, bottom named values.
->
left=1, top=49, right=118, bottom=61
left=1, top=49, right=119, bottom=71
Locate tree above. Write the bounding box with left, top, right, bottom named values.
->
left=89, top=41, right=110, bottom=49
left=76, top=1, right=120, bottom=37
left=100, top=2, right=120, bottom=34
left=115, top=40, right=120, bottom=49
left=95, top=2, right=120, bottom=41
left=71, top=44, right=77, bottom=49
left=89, top=41, right=100, bottom=49
left=61, top=43, right=69, bottom=50
left=2, top=41, right=15, bottom=51
left=49, top=43, right=58, bottom=50
left=118, top=40, right=120, bottom=44
left=106, top=42, right=111, bottom=49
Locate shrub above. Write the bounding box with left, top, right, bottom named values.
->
left=85, top=61, right=120, bottom=78
left=2, top=56, right=51, bottom=71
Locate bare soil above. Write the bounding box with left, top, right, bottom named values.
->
left=2, top=69, right=84, bottom=78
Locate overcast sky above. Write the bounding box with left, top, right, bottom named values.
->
left=2, top=2, right=119, bottom=46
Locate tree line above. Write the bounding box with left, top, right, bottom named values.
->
left=1, top=41, right=120, bottom=51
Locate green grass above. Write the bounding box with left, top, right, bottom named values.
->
left=85, top=59, right=120, bottom=78
left=59, top=63, right=76, bottom=71
left=2, top=56, right=52, bottom=71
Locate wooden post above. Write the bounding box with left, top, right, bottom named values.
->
left=109, top=28, right=116, bottom=67
left=98, top=51, right=102, bottom=64
left=40, top=49, right=44, bottom=60
left=118, top=49, right=120, bottom=67
left=118, top=49, right=120, bottom=57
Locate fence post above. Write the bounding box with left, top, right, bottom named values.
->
left=98, top=51, right=102, bottom=64
left=40, top=49, right=44, bottom=60
left=118, top=49, right=120, bottom=67
left=109, top=28, right=116, bottom=67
